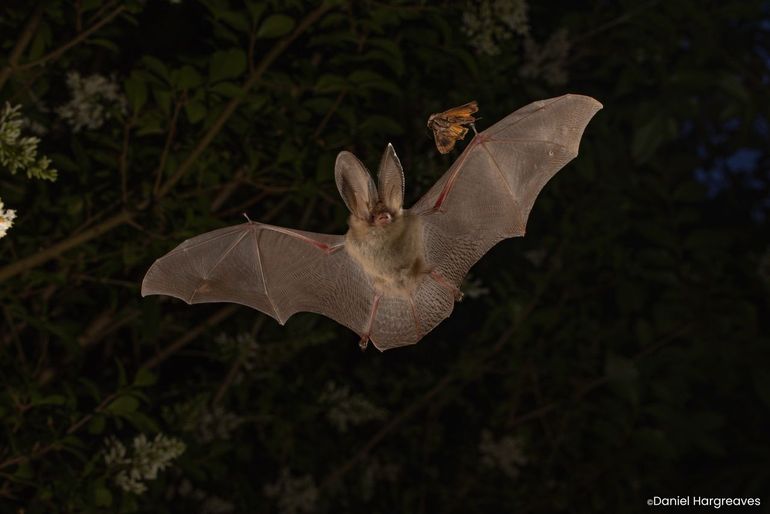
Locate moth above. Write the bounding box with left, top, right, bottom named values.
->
left=427, top=100, right=479, bottom=154
left=142, top=94, right=602, bottom=351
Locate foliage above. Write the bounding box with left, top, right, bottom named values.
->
left=1, top=0, right=768, bottom=512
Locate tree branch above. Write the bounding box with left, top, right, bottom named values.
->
left=0, top=5, right=44, bottom=91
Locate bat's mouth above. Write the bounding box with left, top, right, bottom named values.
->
left=374, top=212, right=393, bottom=226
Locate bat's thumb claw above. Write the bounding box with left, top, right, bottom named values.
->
left=359, top=336, right=369, bottom=351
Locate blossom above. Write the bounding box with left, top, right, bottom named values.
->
left=264, top=468, right=318, bottom=514
left=462, top=0, right=530, bottom=56
left=463, top=274, right=490, bottom=299
left=104, top=433, right=186, bottom=495
left=520, top=29, right=571, bottom=86
left=318, top=381, right=387, bottom=433
left=479, top=430, right=528, bottom=479
left=0, top=103, right=57, bottom=180
left=0, top=198, right=16, bottom=239
left=56, top=72, right=127, bottom=132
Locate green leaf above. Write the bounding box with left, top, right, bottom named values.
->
left=106, top=395, right=140, bottom=415
left=209, top=49, right=247, bottom=83
left=142, top=56, right=170, bottom=81
left=133, top=367, right=156, bottom=387
left=88, top=414, right=106, bottom=434
left=29, top=394, right=67, bottom=407
left=94, top=486, right=112, bottom=507
left=256, top=14, right=295, bottom=38
left=175, top=65, right=203, bottom=89
left=185, top=101, right=207, bottom=124
left=125, top=74, right=148, bottom=112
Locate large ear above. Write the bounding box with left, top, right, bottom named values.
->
left=335, top=151, right=378, bottom=220
left=377, top=143, right=404, bottom=212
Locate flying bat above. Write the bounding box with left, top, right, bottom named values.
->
left=142, top=94, right=602, bottom=351
left=427, top=100, right=479, bottom=154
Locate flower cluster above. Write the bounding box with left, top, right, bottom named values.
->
left=56, top=72, right=126, bottom=132
left=0, top=103, right=57, bottom=180
left=0, top=198, right=16, bottom=239
left=171, top=479, right=235, bottom=514
left=520, top=29, right=571, bottom=86
left=462, top=0, right=530, bottom=56
left=104, top=433, right=186, bottom=495
left=190, top=404, right=244, bottom=443
left=463, top=274, right=490, bottom=299
left=264, top=468, right=318, bottom=514
left=479, top=430, right=528, bottom=479
left=216, top=332, right=260, bottom=383
left=318, top=381, right=387, bottom=433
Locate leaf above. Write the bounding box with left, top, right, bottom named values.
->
left=256, top=14, right=295, bottom=38
left=176, top=65, right=203, bottom=89
left=29, top=394, right=67, bottom=407
left=106, top=395, right=140, bottom=415
left=185, top=100, right=207, bottom=124
left=209, top=49, right=247, bottom=83
left=88, top=414, right=106, bottom=434
left=142, top=56, right=170, bottom=82
left=133, top=367, right=156, bottom=387
left=94, top=486, right=112, bottom=507
left=125, top=74, right=148, bottom=112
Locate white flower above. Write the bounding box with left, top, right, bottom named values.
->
left=104, top=433, right=186, bottom=495
left=520, top=29, right=571, bottom=86
left=193, top=404, right=244, bottom=443
left=462, top=0, right=530, bottom=56
left=0, top=198, right=16, bottom=239
left=318, top=381, right=387, bottom=433
left=463, top=274, right=490, bottom=299
left=0, top=103, right=56, bottom=180
left=264, top=468, right=318, bottom=514
left=479, top=430, right=527, bottom=479
left=56, top=72, right=127, bottom=132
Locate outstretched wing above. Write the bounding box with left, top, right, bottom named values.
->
left=141, top=222, right=375, bottom=336
left=411, top=94, right=602, bottom=285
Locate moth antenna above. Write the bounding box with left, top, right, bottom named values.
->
left=242, top=212, right=253, bottom=223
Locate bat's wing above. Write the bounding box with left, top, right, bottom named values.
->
left=141, top=222, right=375, bottom=335
left=412, top=94, right=602, bottom=285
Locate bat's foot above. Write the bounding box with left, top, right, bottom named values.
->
left=359, top=335, right=370, bottom=351
left=429, top=271, right=463, bottom=302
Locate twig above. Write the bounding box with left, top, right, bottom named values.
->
left=155, top=3, right=333, bottom=199
left=0, top=4, right=336, bottom=283
left=119, top=116, right=133, bottom=204
left=15, top=5, right=127, bottom=72
left=152, top=97, right=184, bottom=197
left=0, top=391, right=119, bottom=471
left=0, top=5, right=44, bottom=91
left=0, top=209, right=133, bottom=283
left=141, top=304, right=240, bottom=369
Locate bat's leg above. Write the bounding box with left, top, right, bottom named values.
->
left=429, top=270, right=463, bottom=302
left=359, top=292, right=383, bottom=351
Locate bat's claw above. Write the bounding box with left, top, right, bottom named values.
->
left=359, top=335, right=370, bottom=351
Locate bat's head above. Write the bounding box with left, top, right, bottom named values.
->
left=335, top=144, right=405, bottom=228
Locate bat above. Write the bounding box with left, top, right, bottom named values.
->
left=142, top=94, right=602, bottom=351
left=427, top=100, right=479, bottom=154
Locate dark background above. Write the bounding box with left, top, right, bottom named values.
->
left=1, top=0, right=768, bottom=512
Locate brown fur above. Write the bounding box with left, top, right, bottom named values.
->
left=344, top=210, right=426, bottom=296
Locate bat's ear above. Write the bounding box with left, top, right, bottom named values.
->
left=335, top=151, right=378, bottom=220
left=377, top=143, right=404, bottom=212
